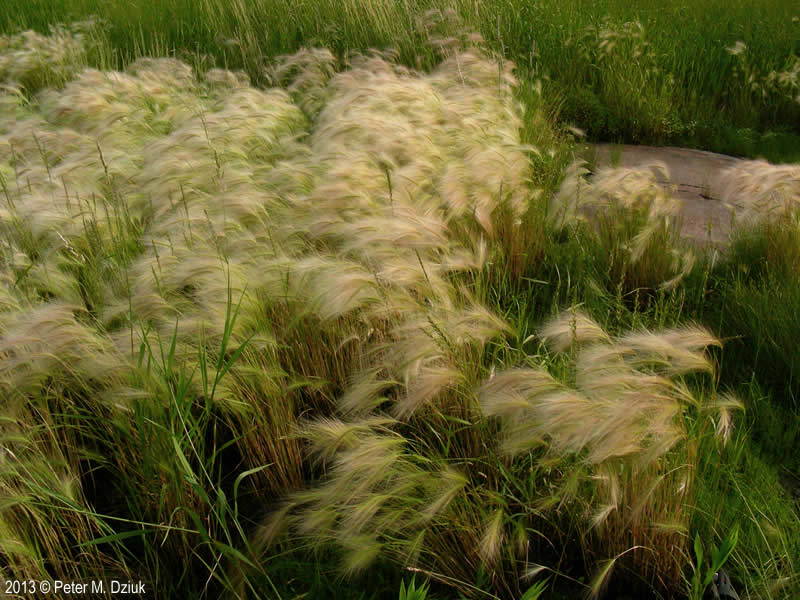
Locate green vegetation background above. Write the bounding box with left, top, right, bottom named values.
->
left=2, top=0, right=799, bottom=161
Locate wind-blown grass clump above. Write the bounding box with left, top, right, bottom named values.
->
left=0, top=28, right=553, bottom=597
left=548, top=159, right=695, bottom=294
left=267, top=307, right=740, bottom=598
left=0, top=20, right=102, bottom=94
left=722, top=159, right=800, bottom=223
left=482, top=310, right=740, bottom=596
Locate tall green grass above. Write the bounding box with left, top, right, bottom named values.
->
left=1, top=0, right=799, bottom=160
left=0, top=17, right=798, bottom=600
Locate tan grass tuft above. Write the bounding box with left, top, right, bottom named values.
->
left=720, top=159, right=800, bottom=224
left=540, top=307, right=612, bottom=352
left=478, top=508, right=506, bottom=565
left=481, top=310, right=735, bottom=592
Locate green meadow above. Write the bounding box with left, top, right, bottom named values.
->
left=2, top=0, right=799, bottom=161
left=0, top=3, right=798, bottom=599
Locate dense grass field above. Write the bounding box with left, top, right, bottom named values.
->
left=1, top=0, right=799, bottom=161
left=0, top=4, right=798, bottom=600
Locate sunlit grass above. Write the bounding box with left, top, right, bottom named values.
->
left=2, top=0, right=799, bottom=159
left=0, top=17, right=798, bottom=600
